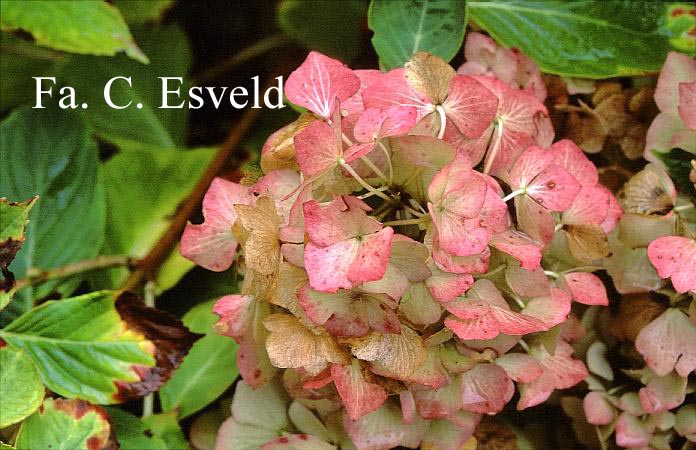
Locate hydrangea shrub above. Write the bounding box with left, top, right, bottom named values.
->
left=180, top=38, right=695, bottom=449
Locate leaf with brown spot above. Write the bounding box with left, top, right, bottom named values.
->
left=264, top=313, right=349, bottom=375
left=565, top=224, right=611, bottom=261
left=405, top=52, right=455, bottom=104
left=15, top=398, right=117, bottom=450
left=0, top=291, right=199, bottom=404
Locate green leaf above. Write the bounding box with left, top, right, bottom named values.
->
left=0, top=35, right=59, bottom=113
left=95, top=145, right=215, bottom=291
left=141, top=411, right=188, bottom=450
left=467, top=0, right=676, bottom=78
left=182, top=298, right=219, bottom=334
left=0, top=107, right=105, bottom=305
left=59, top=24, right=191, bottom=147
left=0, top=0, right=147, bottom=63
left=0, top=291, right=198, bottom=404
left=278, top=0, right=367, bottom=62
left=0, top=346, right=44, bottom=428
left=0, top=197, right=36, bottom=246
left=368, top=0, right=466, bottom=70
left=160, top=333, right=239, bottom=419
left=0, top=196, right=37, bottom=311
left=15, top=398, right=116, bottom=450
left=113, top=0, right=174, bottom=25
left=104, top=407, right=167, bottom=450
left=655, top=148, right=696, bottom=203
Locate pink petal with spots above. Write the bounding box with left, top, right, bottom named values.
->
left=522, top=288, right=572, bottom=328
left=479, top=176, right=510, bottom=233
left=600, top=188, right=623, bottom=234
left=353, top=106, right=418, bottom=142
left=648, top=236, right=696, bottom=293
left=180, top=178, right=252, bottom=271
left=261, top=434, right=335, bottom=450
left=361, top=68, right=432, bottom=120
left=562, top=185, right=610, bottom=226
left=636, top=308, right=696, bottom=377
left=304, top=240, right=356, bottom=292
left=429, top=208, right=491, bottom=257
left=550, top=139, right=598, bottom=187
left=285, top=51, right=360, bottom=119
left=513, top=149, right=580, bottom=211
left=679, top=80, right=696, bottom=129
left=514, top=196, right=556, bottom=244
left=616, top=413, right=652, bottom=449
left=347, top=228, right=394, bottom=284
left=460, top=363, right=515, bottom=414
left=213, top=294, right=255, bottom=339
left=563, top=272, right=609, bottom=306
left=294, top=120, right=343, bottom=177
left=583, top=392, right=615, bottom=425
left=495, top=353, right=544, bottom=383
left=331, top=361, right=387, bottom=420
left=490, top=230, right=543, bottom=271
left=303, top=197, right=380, bottom=246
left=475, top=76, right=550, bottom=176
left=442, top=75, right=498, bottom=138
left=655, top=51, right=696, bottom=115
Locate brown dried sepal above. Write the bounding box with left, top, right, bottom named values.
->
left=113, top=292, right=201, bottom=402
left=405, top=51, right=455, bottom=104
left=612, top=294, right=667, bottom=342
left=260, top=113, right=315, bottom=173
left=564, top=224, right=611, bottom=261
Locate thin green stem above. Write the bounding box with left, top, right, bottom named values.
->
left=360, top=155, right=389, bottom=183
left=16, top=255, right=134, bottom=291
left=378, top=141, right=394, bottom=185
left=382, top=216, right=431, bottom=227
left=340, top=161, right=391, bottom=201
left=142, top=281, right=156, bottom=419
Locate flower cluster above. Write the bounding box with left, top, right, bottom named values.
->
left=181, top=40, right=627, bottom=449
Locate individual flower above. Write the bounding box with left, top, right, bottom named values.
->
left=506, top=145, right=581, bottom=243
left=302, top=196, right=394, bottom=292
left=635, top=307, right=696, bottom=377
